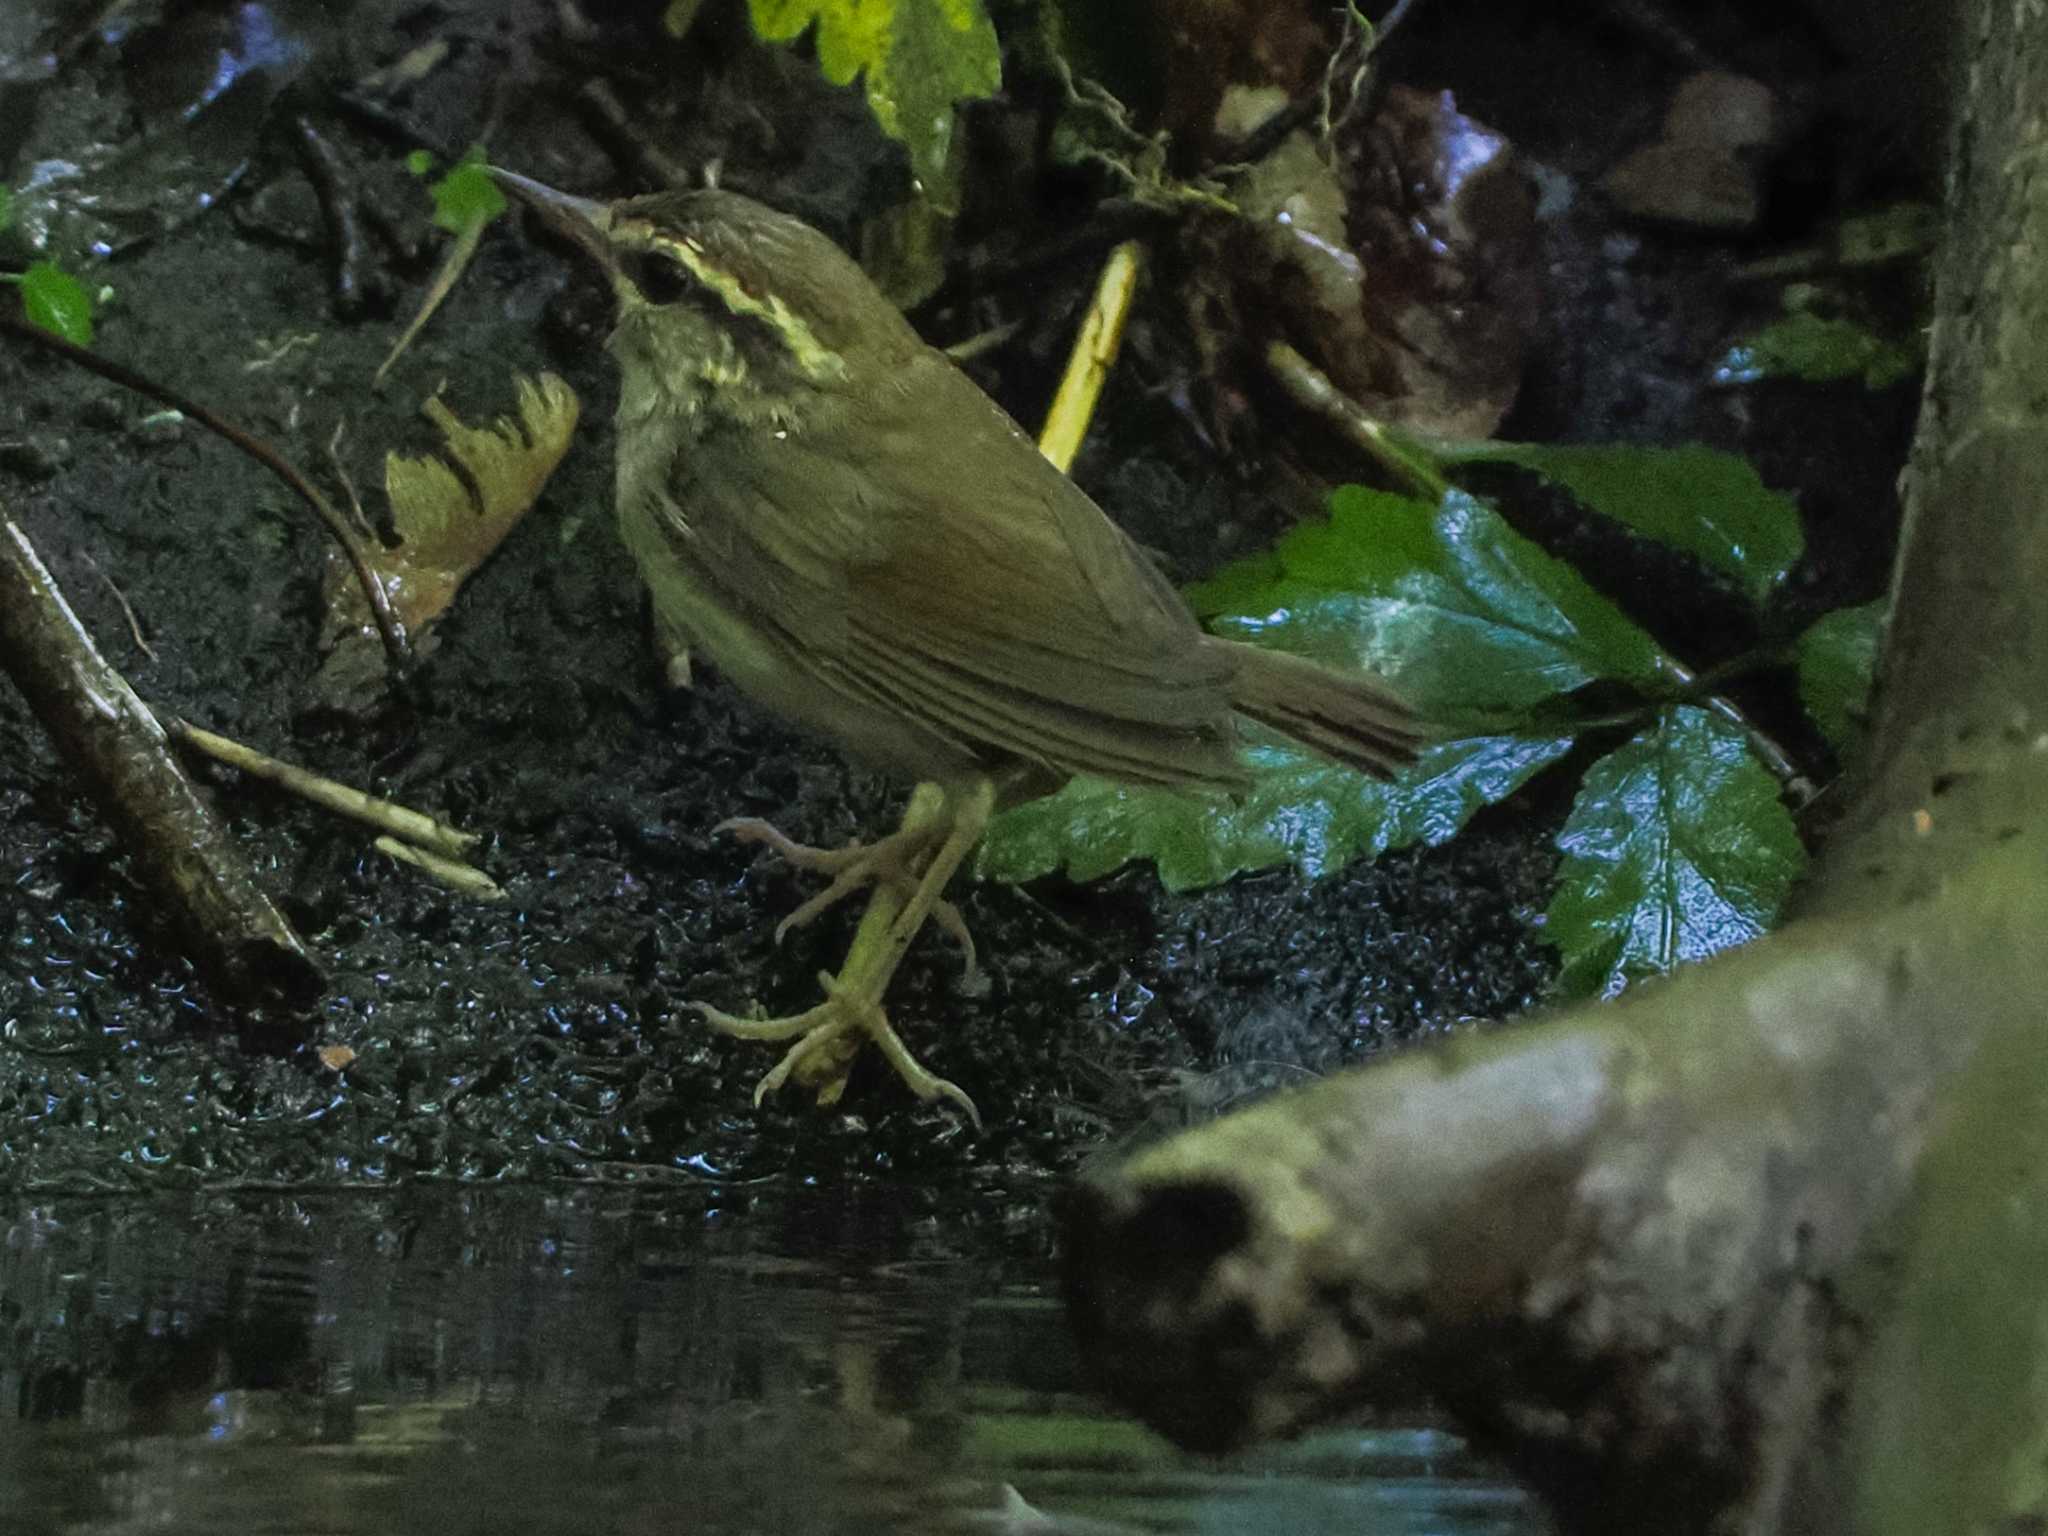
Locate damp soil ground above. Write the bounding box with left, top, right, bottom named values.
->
left=0, top=0, right=1917, bottom=1206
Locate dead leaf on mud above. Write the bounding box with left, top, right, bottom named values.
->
left=314, top=372, right=581, bottom=710
left=1187, top=84, right=1541, bottom=445
left=1603, top=72, right=1782, bottom=231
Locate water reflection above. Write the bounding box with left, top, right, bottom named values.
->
left=0, top=1188, right=1545, bottom=1534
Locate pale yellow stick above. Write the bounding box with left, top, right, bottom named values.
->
left=372, top=210, right=489, bottom=390
left=374, top=835, right=506, bottom=902
left=170, top=718, right=481, bottom=860
left=1037, top=240, right=1145, bottom=475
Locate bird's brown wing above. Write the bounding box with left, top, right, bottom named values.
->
left=674, top=352, right=1244, bottom=788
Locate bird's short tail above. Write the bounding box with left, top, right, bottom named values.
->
left=1217, top=640, right=1425, bottom=779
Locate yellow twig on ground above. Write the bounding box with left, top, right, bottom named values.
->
left=374, top=835, right=506, bottom=901
left=172, top=718, right=481, bottom=860
left=1038, top=241, right=1146, bottom=474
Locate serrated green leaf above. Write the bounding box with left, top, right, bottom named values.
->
left=20, top=261, right=93, bottom=346
left=1189, top=486, right=1673, bottom=719
left=749, top=0, right=999, bottom=208
left=429, top=150, right=506, bottom=235
left=1546, top=704, right=1804, bottom=1000
left=1712, top=309, right=1922, bottom=391
left=1436, top=441, right=1805, bottom=608
left=1797, top=599, right=1886, bottom=753
left=978, top=484, right=1656, bottom=890
left=979, top=729, right=1575, bottom=891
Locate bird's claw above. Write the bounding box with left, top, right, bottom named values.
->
left=692, top=977, right=980, bottom=1130
left=696, top=781, right=995, bottom=1125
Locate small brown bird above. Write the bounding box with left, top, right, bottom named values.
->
left=495, top=172, right=1423, bottom=1125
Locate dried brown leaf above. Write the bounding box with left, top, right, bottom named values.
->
left=314, top=373, right=581, bottom=710
left=1187, top=84, right=1540, bottom=444
left=1603, top=72, right=1781, bottom=230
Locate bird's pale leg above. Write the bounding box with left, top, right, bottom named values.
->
left=694, top=779, right=995, bottom=1126
left=714, top=784, right=973, bottom=954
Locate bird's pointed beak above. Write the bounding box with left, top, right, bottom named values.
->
left=489, top=166, right=619, bottom=279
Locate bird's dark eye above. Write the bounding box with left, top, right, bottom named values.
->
left=620, top=249, right=691, bottom=305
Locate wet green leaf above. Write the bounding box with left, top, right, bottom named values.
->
left=1713, top=308, right=1921, bottom=391
left=1435, top=440, right=1805, bottom=608
left=1546, top=705, right=1804, bottom=1000
left=19, top=261, right=93, bottom=346
left=979, top=485, right=1657, bottom=890
left=749, top=0, right=1000, bottom=208
left=1797, top=599, right=1886, bottom=753
left=1189, top=486, right=1673, bottom=720
left=979, top=729, right=1574, bottom=891
left=429, top=150, right=506, bottom=234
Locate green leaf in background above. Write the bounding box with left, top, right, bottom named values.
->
left=979, top=485, right=1659, bottom=890
left=429, top=149, right=507, bottom=235
left=749, top=0, right=1000, bottom=208
left=1797, top=599, right=1886, bottom=753
left=0, top=185, right=13, bottom=232
left=19, top=261, right=93, bottom=346
left=1434, top=440, right=1805, bottom=609
left=978, top=729, right=1575, bottom=891
left=1546, top=704, right=1804, bottom=1000
left=1712, top=307, right=1922, bottom=392
left=404, top=148, right=436, bottom=177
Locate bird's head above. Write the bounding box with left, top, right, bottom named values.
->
left=492, top=171, right=918, bottom=403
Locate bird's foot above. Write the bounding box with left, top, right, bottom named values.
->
left=715, top=812, right=979, bottom=984
left=693, top=974, right=982, bottom=1130
left=694, top=779, right=997, bottom=1125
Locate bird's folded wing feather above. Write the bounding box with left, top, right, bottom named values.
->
left=678, top=354, right=1244, bottom=787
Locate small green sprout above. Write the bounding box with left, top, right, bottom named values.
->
left=428, top=148, right=506, bottom=235
left=3, top=260, right=95, bottom=347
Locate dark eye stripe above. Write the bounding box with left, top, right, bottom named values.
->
left=622, top=249, right=690, bottom=304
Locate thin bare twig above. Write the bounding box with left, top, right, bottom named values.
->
left=577, top=78, right=694, bottom=190
left=374, top=835, right=506, bottom=901
left=330, top=89, right=462, bottom=166
left=81, top=551, right=158, bottom=661
left=1039, top=242, right=1146, bottom=475
left=941, top=319, right=1023, bottom=364
left=1226, top=0, right=1424, bottom=168
left=0, top=312, right=412, bottom=668
left=322, top=420, right=376, bottom=537
left=371, top=210, right=490, bottom=390
left=1265, top=341, right=1449, bottom=499
left=168, top=718, right=481, bottom=861
left=294, top=114, right=377, bottom=317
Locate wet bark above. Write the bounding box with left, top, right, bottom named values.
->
left=0, top=518, right=320, bottom=1014
left=1060, top=1, right=2048, bottom=1531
